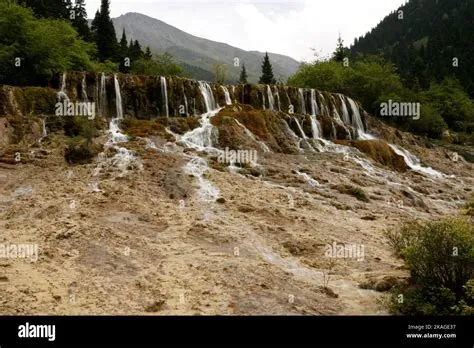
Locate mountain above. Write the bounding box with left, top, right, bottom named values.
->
left=112, top=12, right=300, bottom=83
left=350, top=0, right=474, bottom=96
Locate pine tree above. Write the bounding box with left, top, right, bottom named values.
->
left=119, top=29, right=130, bottom=73
left=144, top=47, right=153, bottom=60
left=259, top=52, right=276, bottom=84
left=129, top=40, right=143, bottom=60
left=332, top=34, right=348, bottom=62
left=91, top=0, right=119, bottom=62
left=239, top=64, right=248, bottom=84
left=71, top=0, right=91, bottom=41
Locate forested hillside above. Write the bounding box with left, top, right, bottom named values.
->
left=351, top=0, right=474, bottom=96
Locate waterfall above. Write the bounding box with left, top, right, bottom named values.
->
left=221, top=86, right=232, bottom=105
left=388, top=144, right=445, bottom=178
left=184, top=93, right=189, bottom=116
left=339, top=95, right=350, bottom=124
left=267, top=85, right=275, bottom=111
left=318, top=92, right=330, bottom=116
left=81, top=73, right=88, bottom=101
left=198, top=81, right=217, bottom=112
left=347, top=98, right=365, bottom=133
left=234, top=119, right=271, bottom=152
left=274, top=86, right=281, bottom=112
left=57, top=72, right=69, bottom=101
left=160, top=76, right=169, bottom=117
left=331, top=96, right=351, bottom=140
left=261, top=88, right=266, bottom=110
left=295, top=171, right=321, bottom=187
left=232, top=85, right=237, bottom=104
left=309, top=89, right=322, bottom=139
left=298, top=88, right=307, bottom=114
left=114, top=74, right=123, bottom=119
left=100, top=73, right=107, bottom=116
left=39, top=119, right=47, bottom=142
left=293, top=117, right=307, bottom=139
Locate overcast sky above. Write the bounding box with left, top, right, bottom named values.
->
left=85, top=0, right=407, bottom=62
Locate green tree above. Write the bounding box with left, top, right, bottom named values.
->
left=118, top=29, right=130, bottom=73
left=144, top=46, right=153, bottom=60
left=22, top=0, right=72, bottom=19
left=213, top=64, right=228, bottom=84
left=0, top=2, right=95, bottom=86
left=259, top=52, right=276, bottom=84
left=131, top=52, right=183, bottom=76
left=71, top=0, right=91, bottom=41
left=332, top=34, right=348, bottom=63
left=239, top=63, right=248, bottom=84
left=90, top=0, right=119, bottom=62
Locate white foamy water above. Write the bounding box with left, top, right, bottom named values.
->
left=298, top=88, right=307, bottom=114
left=57, top=72, right=69, bottom=102
left=234, top=119, right=271, bottom=152
left=161, top=76, right=169, bottom=117
left=100, top=73, right=107, bottom=116
left=295, top=171, right=321, bottom=187
left=310, top=89, right=322, bottom=139
left=267, top=85, right=275, bottom=111
left=221, top=86, right=232, bottom=105
left=339, top=95, right=350, bottom=125
left=81, top=72, right=88, bottom=102
left=94, top=74, right=142, bottom=177
left=177, top=81, right=222, bottom=201
left=274, top=86, right=281, bottom=111
left=389, top=144, right=445, bottom=179
left=347, top=97, right=365, bottom=133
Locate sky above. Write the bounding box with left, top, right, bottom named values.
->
left=85, top=0, right=408, bottom=62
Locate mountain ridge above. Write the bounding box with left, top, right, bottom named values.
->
left=112, top=12, right=301, bottom=83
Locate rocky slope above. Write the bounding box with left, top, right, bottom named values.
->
left=0, top=73, right=472, bottom=315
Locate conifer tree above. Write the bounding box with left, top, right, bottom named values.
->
left=259, top=52, right=276, bottom=84
left=144, top=47, right=153, bottom=60
left=71, top=0, right=91, bottom=41
left=332, top=34, right=348, bottom=63
left=119, top=29, right=130, bottom=73
left=239, top=64, right=248, bottom=84
left=91, top=0, right=119, bottom=62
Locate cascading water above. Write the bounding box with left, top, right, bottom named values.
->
left=57, top=72, right=69, bottom=102
left=388, top=144, right=445, bottom=178
left=160, top=76, right=169, bottom=117
left=81, top=73, right=88, bottom=102
left=100, top=73, right=107, bottom=116
left=339, top=95, right=350, bottom=125
left=221, top=86, right=232, bottom=105
left=347, top=98, right=365, bottom=134
left=184, top=92, right=189, bottom=116
left=267, top=85, right=275, bottom=111
left=274, top=86, right=281, bottom=112
left=234, top=119, right=271, bottom=153
left=309, top=89, right=322, bottom=139
left=261, top=88, right=266, bottom=110
left=114, top=74, right=123, bottom=119
left=93, top=74, right=142, bottom=178
left=298, top=88, right=307, bottom=115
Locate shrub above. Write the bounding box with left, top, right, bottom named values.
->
left=334, top=184, right=370, bottom=202
left=385, top=217, right=474, bottom=315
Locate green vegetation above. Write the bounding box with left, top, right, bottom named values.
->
left=288, top=53, right=473, bottom=140
left=385, top=217, right=474, bottom=315
left=239, top=64, right=248, bottom=84
left=259, top=52, right=276, bottom=85
left=333, top=184, right=370, bottom=202
left=1, top=0, right=178, bottom=86
left=131, top=53, right=183, bottom=77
